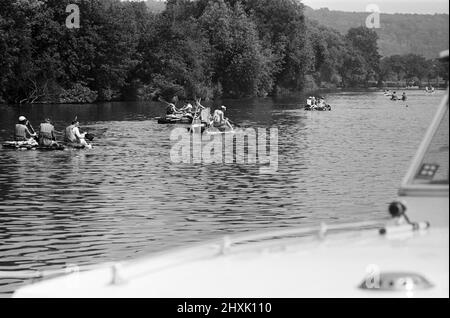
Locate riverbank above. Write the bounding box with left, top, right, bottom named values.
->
left=1, top=86, right=446, bottom=107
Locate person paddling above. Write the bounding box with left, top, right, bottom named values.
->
left=391, top=91, right=398, bottom=101
left=15, top=116, right=37, bottom=145
left=181, top=103, right=194, bottom=113
left=64, top=119, right=91, bottom=148
left=401, top=92, right=407, bottom=102
left=166, top=103, right=180, bottom=116
left=318, top=97, right=326, bottom=108
left=38, top=118, right=58, bottom=147
left=180, top=103, right=195, bottom=120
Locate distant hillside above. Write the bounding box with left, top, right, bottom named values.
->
left=144, top=1, right=449, bottom=59
left=304, top=7, right=449, bottom=59
left=145, top=0, right=166, bottom=13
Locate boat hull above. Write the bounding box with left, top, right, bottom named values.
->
left=12, top=224, right=449, bottom=298
left=157, top=116, right=193, bottom=125
left=304, top=105, right=331, bottom=111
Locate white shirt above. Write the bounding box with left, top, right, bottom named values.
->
left=73, top=127, right=84, bottom=139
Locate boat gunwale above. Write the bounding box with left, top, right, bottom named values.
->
left=399, top=89, right=449, bottom=197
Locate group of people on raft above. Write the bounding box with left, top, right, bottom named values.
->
left=305, top=96, right=331, bottom=111
left=425, top=86, right=436, bottom=93
left=13, top=116, right=92, bottom=148
left=165, top=99, right=233, bottom=129
left=384, top=90, right=408, bottom=101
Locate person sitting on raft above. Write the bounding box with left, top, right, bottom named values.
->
left=64, top=119, right=90, bottom=148
left=212, top=106, right=233, bottom=129
left=38, top=118, right=57, bottom=147
left=318, top=97, right=326, bottom=108
left=166, top=103, right=181, bottom=116
left=15, top=116, right=37, bottom=145
left=391, top=91, right=398, bottom=100
left=401, top=92, right=407, bottom=101
left=180, top=103, right=194, bottom=116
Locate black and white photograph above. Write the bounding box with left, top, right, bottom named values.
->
left=0, top=0, right=448, bottom=301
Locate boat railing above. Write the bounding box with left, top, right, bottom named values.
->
left=0, top=220, right=383, bottom=282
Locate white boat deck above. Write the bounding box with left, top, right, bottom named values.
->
left=13, top=219, right=448, bottom=297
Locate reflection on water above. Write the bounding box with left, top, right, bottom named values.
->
left=0, top=91, right=444, bottom=295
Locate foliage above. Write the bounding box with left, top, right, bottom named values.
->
left=0, top=0, right=443, bottom=104
left=59, top=82, right=98, bottom=103
left=380, top=54, right=449, bottom=86
left=304, top=6, right=449, bottom=59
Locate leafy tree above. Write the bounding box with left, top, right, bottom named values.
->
left=346, top=27, right=381, bottom=83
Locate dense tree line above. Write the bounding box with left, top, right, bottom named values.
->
left=0, top=0, right=445, bottom=104
left=380, top=54, right=449, bottom=86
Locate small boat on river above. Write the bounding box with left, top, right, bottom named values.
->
left=188, top=108, right=236, bottom=135
left=157, top=114, right=193, bottom=125
left=304, top=104, right=331, bottom=111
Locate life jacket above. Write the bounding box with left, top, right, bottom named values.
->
left=15, top=124, right=29, bottom=141
left=39, top=123, right=54, bottom=146
left=64, top=125, right=77, bottom=143
left=39, top=123, right=54, bottom=140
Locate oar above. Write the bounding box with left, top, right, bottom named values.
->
left=27, top=121, right=36, bottom=134
left=158, top=96, right=170, bottom=105
left=226, top=118, right=240, bottom=128
left=26, top=121, right=39, bottom=141
left=159, top=96, right=184, bottom=115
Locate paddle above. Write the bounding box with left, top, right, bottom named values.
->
left=26, top=121, right=39, bottom=141
left=226, top=118, right=240, bottom=128
left=84, top=133, right=95, bottom=142
left=159, top=96, right=185, bottom=116
left=158, top=96, right=170, bottom=106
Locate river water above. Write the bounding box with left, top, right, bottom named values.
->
left=0, top=90, right=444, bottom=296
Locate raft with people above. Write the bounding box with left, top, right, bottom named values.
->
left=187, top=104, right=236, bottom=135
left=156, top=98, right=199, bottom=125
left=156, top=97, right=236, bottom=134
left=425, top=86, right=436, bottom=94
left=305, top=96, right=331, bottom=111
left=2, top=116, right=94, bottom=151
left=388, top=91, right=408, bottom=102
